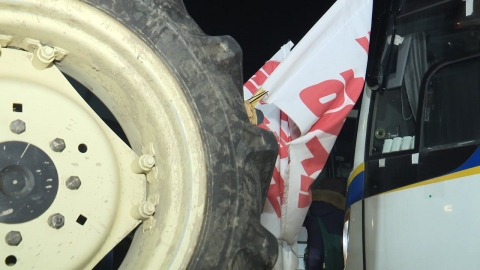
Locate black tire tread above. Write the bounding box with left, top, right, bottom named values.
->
left=82, top=1, right=279, bottom=269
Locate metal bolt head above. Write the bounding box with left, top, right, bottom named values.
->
left=39, top=46, right=55, bottom=60
left=66, top=176, right=81, bottom=190
left=50, top=138, right=66, bottom=152
left=5, top=231, right=22, bottom=246
left=132, top=155, right=156, bottom=174
left=138, top=155, right=155, bottom=172
left=48, top=213, right=65, bottom=229
left=140, top=155, right=155, bottom=169
left=10, top=119, right=26, bottom=134
left=139, top=201, right=156, bottom=217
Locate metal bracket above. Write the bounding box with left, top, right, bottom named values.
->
left=0, top=34, right=13, bottom=48
left=20, top=38, right=69, bottom=61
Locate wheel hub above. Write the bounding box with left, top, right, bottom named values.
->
left=0, top=141, right=58, bottom=224
left=0, top=47, right=147, bottom=268
left=0, top=0, right=208, bottom=268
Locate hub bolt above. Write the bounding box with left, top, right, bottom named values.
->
left=66, top=176, right=81, bottom=190
left=10, top=119, right=26, bottom=134
left=131, top=155, right=156, bottom=174
left=5, top=231, right=22, bottom=246
left=50, top=138, right=66, bottom=152
left=32, top=45, right=55, bottom=70
left=131, top=201, right=156, bottom=220
left=48, top=213, right=65, bottom=229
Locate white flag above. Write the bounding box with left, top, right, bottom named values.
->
left=264, top=0, right=372, bottom=136
left=244, top=41, right=294, bottom=240
left=245, top=0, right=372, bottom=269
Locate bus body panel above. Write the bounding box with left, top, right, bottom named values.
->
left=347, top=87, right=371, bottom=209
left=364, top=174, right=480, bottom=269
left=345, top=200, right=364, bottom=270
left=353, top=87, right=371, bottom=170
left=344, top=1, right=480, bottom=268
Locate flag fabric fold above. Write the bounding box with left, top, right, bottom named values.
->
left=263, top=0, right=372, bottom=137
left=244, top=0, right=372, bottom=269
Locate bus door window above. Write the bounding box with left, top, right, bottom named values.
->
left=368, top=0, right=480, bottom=158
left=423, top=56, right=480, bottom=150
left=364, top=0, right=480, bottom=195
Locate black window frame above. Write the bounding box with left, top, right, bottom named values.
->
left=366, top=51, right=480, bottom=162
left=419, top=51, right=480, bottom=153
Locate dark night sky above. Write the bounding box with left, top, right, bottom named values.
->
left=183, top=0, right=336, bottom=80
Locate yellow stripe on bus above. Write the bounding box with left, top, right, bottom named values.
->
left=348, top=163, right=365, bottom=188
left=387, top=165, right=480, bottom=194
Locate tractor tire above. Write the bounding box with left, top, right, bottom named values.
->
left=0, top=0, right=278, bottom=269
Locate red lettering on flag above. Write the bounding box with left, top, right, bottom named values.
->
left=280, top=111, right=289, bottom=122
left=355, top=36, right=369, bottom=54
left=263, top=61, right=281, bottom=75
left=250, top=61, right=281, bottom=88
left=299, top=69, right=363, bottom=118
left=280, top=129, right=291, bottom=144
left=301, top=137, right=329, bottom=176
left=309, top=107, right=350, bottom=136
left=300, top=174, right=315, bottom=191
left=244, top=81, right=258, bottom=95
left=279, top=137, right=289, bottom=159
left=307, top=74, right=364, bottom=136
left=251, top=69, right=268, bottom=86
left=245, top=60, right=281, bottom=100
left=339, top=69, right=365, bottom=103
left=299, top=79, right=345, bottom=118
left=268, top=167, right=285, bottom=217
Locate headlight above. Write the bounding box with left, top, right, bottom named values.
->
left=343, top=208, right=351, bottom=266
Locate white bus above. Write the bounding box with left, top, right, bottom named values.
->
left=344, top=0, right=480, bottom=269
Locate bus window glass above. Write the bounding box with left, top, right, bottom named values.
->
left=370, top=86, right=417, bottom=155
left=424, top=57, right=480, bottom=149
left=368, top=0, right=480, bottom=156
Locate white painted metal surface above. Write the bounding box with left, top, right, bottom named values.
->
left=352, top=87, right=371, bottom=170
left=345, top=200, right=363, bottom=270
left=0, top=1, right=208, bottom=268
left=347, top=85, right=480, bottom=270
left=0, top=48, right=146, bottom=269
left=345, top=68, right=480, bottom=270
left=364, top=175, right=480, bottom=269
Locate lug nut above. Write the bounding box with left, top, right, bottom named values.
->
left=10, top=119, right=26, bottom=134
left=48, top=213, right=65, bottom=229
left=131, top=155, right=155, bottom=174
left=39, top=46, right=55, bottom=59
left=66, top=176, right=81, bottom=190
left=131, top=201, right=156, bottom=220
left=5, top=231, right=22, bottom=246
left=140, top=201, right=156, bottom=216
left=141, top=156, right=155, bottom=168
left=32, top=45, right=55, bottom=70
left=50, top=138, right=66, bottom=152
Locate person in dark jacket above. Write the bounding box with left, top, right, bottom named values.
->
left=303, top=178, right=347, bottom=270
